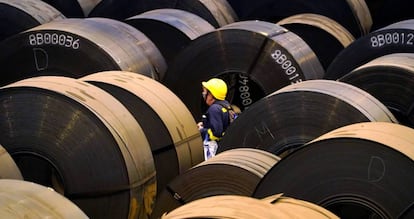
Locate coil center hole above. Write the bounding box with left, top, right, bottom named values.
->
left=13, top=153, right=65, bottom=195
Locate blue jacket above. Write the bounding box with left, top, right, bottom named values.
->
left=200, top=100, right=231, bottom=141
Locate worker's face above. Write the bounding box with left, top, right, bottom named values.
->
left=202, top=88, right=214, bottom=106
left=202, top=88, right=208, bottom=100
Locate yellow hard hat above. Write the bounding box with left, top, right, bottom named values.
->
left=202, top=78, right=227, bottom=100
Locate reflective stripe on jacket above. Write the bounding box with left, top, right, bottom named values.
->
left=201, top=100, right=230, bottom=141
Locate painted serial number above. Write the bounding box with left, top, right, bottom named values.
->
left=370, top=32, right=414, bottom=48
left=29, top=33, right=80, bottom=49
left=270, top=49, right=302, bottom=84
left=238, top=74, right=253, bottom=107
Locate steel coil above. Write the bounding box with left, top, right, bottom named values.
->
left=0, top=0, right=65, bottom=42
left=365, top=0, right=413, bottom=30
left=188, top=0, right=239, bottom=27
left=277, top=13, right=355, bottom=70
left=41, top=0, right=98, bottom=18
left=135, top=0, right=238, bottom=28
left=226, top=0, right=372, bottom=38
left=86, top=17, right=167, bottom=80
left=339, top=53, right=414, bottom=128
left=126, top=9, right=215, bottom=68
left=0, top=179, right=88, bottom=218
left=0, top=76, right=156, bottom=219
left=326, top=19, right=414, bottom=80
left=0, top=145, right=22, bottom=180
left=80, top=71, right=204, bottom=198
left=151, top=148, right=280, bottom=219
left=162, top=20, right=324, bottom=120
left=0, top=17, right=164, bottom=86
left=88, top=0, right=134, bottom=20
left=161, top=194, right=339, bottom=219
left=265, top=194, right=339, bottom=219
left=254, top=122, right=414, bottom=219
left=218, top=79, right=397, bottom=157
left=42, top=0, right=144, bottom=20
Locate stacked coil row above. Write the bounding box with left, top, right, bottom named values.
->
left=0, top=0, right=414, bottom=218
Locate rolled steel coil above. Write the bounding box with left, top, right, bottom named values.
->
left=0, top=179, right=88, bottom=218
left=254, top=122, right=414, bottom=219
left=161, top=194, right=339, bottom=219
left=0, top=76, right=156, bottom=219
left=218, top=79, right=397, bottom=157
left=365, top=0, right=414, bottom=31
left=88, top=0, right=140, bottom=20
left=43, top=0, right=146, bottom=20
left=151, top=148, right=280, bottom=219
left=188, top=0, right=239, bottom=27
left=326, top=19, right=414, bottom=80
left=162, top=20, right=324, bottom=120
left=0, top=0, right=65, bottom=42
left=41, top=0, right=99, bottom=18
left=80, top=71, right=204, bottom=199
left=0, top=17, right=165, bottom=86
left=126, top=9, right=215, bottom=67
left=339, top=53, right=414, bottom=128
left=226, top=0, right=372, bottom=38
left=265, top=194, right=339, bottom=219
left=135, top=0, right=238, bottom=28
left=277, top=13, right=355, bottom=70
left=0, top=145, right=23, bottom=180
left=86, top=17, right=167, bottom=80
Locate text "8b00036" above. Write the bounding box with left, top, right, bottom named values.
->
left=29, top=33, right=80, bottom=49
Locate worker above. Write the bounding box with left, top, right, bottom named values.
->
left=197, top=78, right=231, bottom=160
